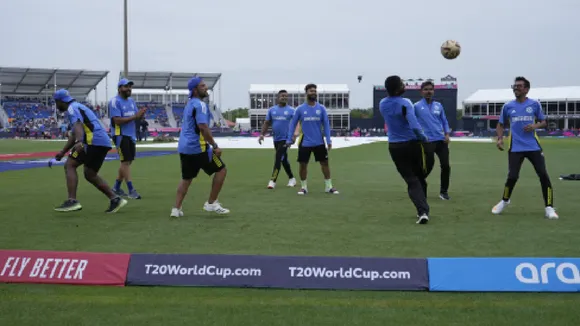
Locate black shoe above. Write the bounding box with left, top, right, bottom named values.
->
left=439, top=192, right=450, bottom=200
left=54, top=199, right=82, bottom=212
left=105, top=197, right=128, bottom=213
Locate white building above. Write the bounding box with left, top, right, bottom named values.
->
left=248, top=84, right=350, bottom=131
left=463, top=86, right=580, bottom=129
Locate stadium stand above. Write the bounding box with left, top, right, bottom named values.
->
left=0, top=67, right=108, bottom=138
left=121, top=71, right=225, bottom=130
left=248, top=84, right=351, bottom=131
left=462, top=86, right=580, bottom=131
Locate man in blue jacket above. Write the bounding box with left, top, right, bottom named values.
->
left=414, top=80, right=451, bottom=200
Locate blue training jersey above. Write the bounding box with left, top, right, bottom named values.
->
left=109, top=95, right=138, bottom=141
left=379, top=96, right=427, bottom=143
left=67, top=102, right=112, bottom=148
left=178, top=97, right=212, bottom=155
left=287, top=102, right=331, bottom=147
left=499, top=98, right=545, bottom=152
left=266, top=105, right=295, bottom=142
left=414, top=99, right=450, bottom=142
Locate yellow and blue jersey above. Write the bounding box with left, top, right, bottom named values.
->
left=108, top=95, right=138, bottom=141
left=67, top=102, right=111, bottom=148
left=178, top=98, right=212, bottom=154
left=499, top=98, right=545, bottom=152
left=266, top=105, right=295, bottom=142
left=286, top=102, right=331, bottom=147
left=413, top=99, right=450, bottom=142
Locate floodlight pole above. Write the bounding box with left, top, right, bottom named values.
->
left=123, top=0, right=129, bottom=78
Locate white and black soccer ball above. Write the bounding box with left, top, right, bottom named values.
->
left=441, top=40, right=461, bottom=60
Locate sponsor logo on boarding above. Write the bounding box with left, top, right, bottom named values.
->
left=515, top=262, right=580, bottom=284
left=0, top=250, right=130, bottom=286
left=427, top=258, right=580, bottom=292
left=126, top=253, right=429, bottom=291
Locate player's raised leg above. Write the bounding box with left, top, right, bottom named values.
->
left=527, top=151, right=558, bottom=219
left=82, top=146, right=128, bottom=213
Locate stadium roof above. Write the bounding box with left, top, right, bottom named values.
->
left=0, top=67, right=108, bottom=98
left=250, top=84, right=349, bottom=94
left=464, top=86, right=580, bottom=104
left=121, top=71, right=221, bottom=91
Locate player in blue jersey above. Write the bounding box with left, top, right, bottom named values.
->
left=414, top=80, right=452, bottom=200
left=492, top=77, right=558, bottom=219
left=379, top=76, right=430, bottom=224
left=286, top=84, right=338, bottom=195
left=51, top=89, right=127, bottom=213
left=170, top=77, right=229, bottom=217
left=259, top=90, right=297, bottom=189
left=109, top=78, right=145, bottom=199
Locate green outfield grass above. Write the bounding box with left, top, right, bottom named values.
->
left=1, top=138, right=579, bottom=325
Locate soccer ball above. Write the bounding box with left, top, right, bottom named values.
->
left=441, top=40, right=461, bottom=60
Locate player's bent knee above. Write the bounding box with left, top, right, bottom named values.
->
left=83, top=168, right=97, bottom=181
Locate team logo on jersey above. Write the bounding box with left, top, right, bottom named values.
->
left=526, top=107, right=533, bottom=113
left=284, top=111, right=289, bottom=115
left=316, top=110, right=321, bottom=115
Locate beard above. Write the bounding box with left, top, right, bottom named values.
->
left=307, top=94, right=317, bottom=102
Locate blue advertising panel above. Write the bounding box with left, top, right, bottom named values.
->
left=428, top=258, right=580, bottom=292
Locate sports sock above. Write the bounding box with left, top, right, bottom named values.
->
left=325, top=179, right=333, bottom=189
left=127, top=181, right=134, bottom=192
left=114, top=179, right=122, bottom=191
left=501, top=178, right=517, bottom=201
left=301, top=180, right=308, bottom=190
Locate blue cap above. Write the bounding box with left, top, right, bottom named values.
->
left=187, top=77, right=203, bottom=97
left=53, top=89, right=75, bottom=103
left=118, top=78, right=134, bottom=87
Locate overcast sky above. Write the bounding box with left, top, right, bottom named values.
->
left=0, top=0, right=578, bottom=110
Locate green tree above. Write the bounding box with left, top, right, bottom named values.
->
left=349, top=108, right=373, bottom=119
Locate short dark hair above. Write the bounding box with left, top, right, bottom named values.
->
left=304, top=83, right=317, bottom=92
left=278, top=89, right=287, bottom=95
left=420, top=80, right=435, bottom=89
left=385, top=76, right=402, bottom=96
left=514, top=76, right=530, bottom=88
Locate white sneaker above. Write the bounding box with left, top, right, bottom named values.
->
left=325, top=187, right=339, bottom=195
left=170, top=207, right=183, bottom=217
left=416, top=214, right=429, bottom=224
left=545, top=206, right=559, bottom=219
left=203, top=201, right=230, bottom=214
left=297, top=188, right=308, bottom=195
left=267, top=180, right=276, bottom=189
left=287, top=178, right=297, bottom=187
left=492, top=200, right=510, bottom=215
